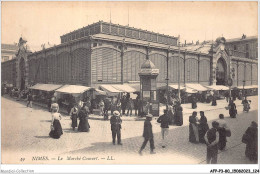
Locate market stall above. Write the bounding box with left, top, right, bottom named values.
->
left=29, top=83, right=63, bottom=105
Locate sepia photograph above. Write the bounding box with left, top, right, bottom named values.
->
left=1, top=1, right=259, bottom=171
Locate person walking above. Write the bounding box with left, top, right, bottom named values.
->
left=134, top=95, right=139, bottom=116
left=189, top=111, right=199, bottom=143
left=99, top=99, right=105, bottom=116
left=139, top=114, right=156, bottom=155
left=116, top=100, right=122, bottom=114
left=198, top=111, right=209, bottom=143
left=168, top=105, right=175, bottom=125
left=49, top=108, right=63, bottom=139
left=26, top=91, right=33, bottom=108
left=211, top=93, right=217, bottom=106
left=78, top=103, right=90, bottom=132
left=242, top=121, right=258, bottom=161
left=51, top=97, right=59, bottom=113
left=191, top=94, right=197, bottom=109
left=204, top=121, right=220, bottom=164
left=70, top=103, right=78, bottom=131
left=174, top=102, right=183, bottom=126
left=229, top=100, right=237, bottom=118
left=242, top=97, right=251, bottom=113
left=121, top=95, right=127, bottom=115
left=110, top=110, right=122, bottom=145
left=217, top=114, right=228, bottom=150
left=126, top=98, right=134, bottom=116
left=157, top=109, right=171, bottom=148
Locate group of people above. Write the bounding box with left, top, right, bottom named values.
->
left=187, top=97, right=256, bottom=164
left=48, top=99, right=91, bottom=139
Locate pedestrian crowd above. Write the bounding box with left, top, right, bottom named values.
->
left=2, top=85, right=256, bottom=164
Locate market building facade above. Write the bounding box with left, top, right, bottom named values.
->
left=1, top=21, right=258, bottom=92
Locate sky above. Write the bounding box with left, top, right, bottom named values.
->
left=1, top=1, right=258, bottom=52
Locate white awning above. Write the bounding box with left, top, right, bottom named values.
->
left=55, top=85, right=93, bottom=94
left=100, top=85, right=122, bottom=93
left=127, top=83, right=140, bottom=92
left=185, top=87, right=198, bottom=93
left=112, top=84, right=137, bottom=93
left=206, top=85, right=229, bottom=90
left=29, top=83, right=63, bottom=92
left=94, top=89, right=107, bottom=95
left=99, top=84, right=137, bottom=93
left=244, top=85, right=259, bottom=89
left=157, top=84, right=185, bottom=90
left=185, top=83, right=208, bottom=91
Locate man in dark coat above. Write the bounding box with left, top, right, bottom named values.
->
left=157, top=109, right=171, bottom=148
left=26, top=92, right=33, bottom=108
left=110, top=110, right=122, bottom=145
left=204, top=121, right=220, bottom=164
left=139, top=114, right=156, bottom=155
left=121, top=95, right=127, bottom=115
left=191, top=94, right=197, bottom=109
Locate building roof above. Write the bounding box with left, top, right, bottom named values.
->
left=183, top=41, right=214, bottom=54
left=226, top=35, right=258, bottom=43
left=60, top=21, right=178, bottom=46
left=1, top=44, right=19, bottom=51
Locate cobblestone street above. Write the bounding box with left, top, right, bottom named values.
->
left=1, top=96, right=258, bottom=164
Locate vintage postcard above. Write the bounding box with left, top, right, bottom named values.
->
left=1, top=1, right=259, bottom=171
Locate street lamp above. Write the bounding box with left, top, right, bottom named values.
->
left=243, top=80, right=246, bottom=98
left=166, top=48, right=170, bottom=110
left=177, top=36, right=181, bottom=101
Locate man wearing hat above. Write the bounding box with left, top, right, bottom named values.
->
left=139, top=114, right=155, bottom=155
left=157, top=109, right=171, bottom=148
left=204, top=121, right=220, bottom=164
left=110, top=110, right=122, bottom=145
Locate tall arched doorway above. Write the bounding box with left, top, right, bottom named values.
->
left=216, top=58, right=227, bottom=85
left=19, top=57, right=25, bottom=90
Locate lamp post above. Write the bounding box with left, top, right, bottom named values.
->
left=166, top=48, right=170, bottom=110
left=178, top=36, right=181, bottom=101
left=243, top=80, right=246, bottom=98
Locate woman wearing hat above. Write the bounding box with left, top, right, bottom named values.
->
left=217, top=114, right=228, bottom=150
left=110, top=110, right=122, bottom=145
left=70, top=103, right=79, bottom=131
left=139, top=114, right=155, bottom=155
left=174, top=102, right=183, bottom=126
left=189, top=111, right=199, bottom=143
left=49, top=108, right=63, bottom=139
left=51, top=97, right=59, bottom=113
left=198, top=111, right=209, bottom=143
left=78, top=103, right=90, bottom=132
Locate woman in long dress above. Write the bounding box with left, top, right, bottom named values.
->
left=70, top=103, right=78, bottom=131
left=174, top=102, right=183, bottom=126
left=229, top=100, right=237, bottom=118
left=168, top=105, right=175, bottom=125
left=198, top=111, right=209, bottom=143
left=189, top=111, right=199, bottom=143
left=217, top=114, right=228, bottom=150
left=211, top=94, right=217, bottom=106
left=244, top=121, right=258, bottom=161
left=49, top=108, right=63, bottom=139
left=78, top=103, right=90, bottom=132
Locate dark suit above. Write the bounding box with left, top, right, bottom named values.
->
left=110, top=116, right=122, bottom=144
left=140, top=120, right=155, bottom=151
